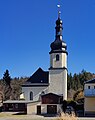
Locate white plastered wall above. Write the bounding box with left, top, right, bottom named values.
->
left=27, top=103, right=62, bottom=115
left=84, top=97, right=95, bottom=112
left=22, top=86, right=48, bottom=101
left=85, top=83, right=95, bottom=89
left=49, top=69, right=67, bottom=100
left=50, top=53, right=67, bottom=68
left=27, top=102, right=41, bottom=114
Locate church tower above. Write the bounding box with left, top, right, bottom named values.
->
left=49, top=5, right=68, bottom=100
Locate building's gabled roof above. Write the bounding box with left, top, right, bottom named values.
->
left=41, top=93, right=63, bottom=104
left=85, top=78, right=95, bottom=84
left=41, top=93, right=62, bottom=97
left=22, top=68, right=49, bottom=87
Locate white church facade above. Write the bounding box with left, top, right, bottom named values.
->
left=20, top=8, right=68, bottom=114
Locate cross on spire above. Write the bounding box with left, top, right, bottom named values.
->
left=57, top=0, right=61, bottom=19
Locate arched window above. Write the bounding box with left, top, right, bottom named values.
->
left=56, top=54, right=59, bottom=61
left=30, top=91, right=33, bottom=100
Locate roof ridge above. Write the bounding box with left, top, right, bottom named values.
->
left=85, top=78, right=95, bottom=84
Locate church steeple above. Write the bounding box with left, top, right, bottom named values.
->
left=50, top=4, right=67, bottom=54
left=49, top=3, right=68, bottom=100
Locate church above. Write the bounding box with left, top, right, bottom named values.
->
left=21, top=5, right=68, bottom=114
left=3, top=5, right=68, bottom=114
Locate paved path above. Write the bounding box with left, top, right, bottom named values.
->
left=1, top=112, right=95, bottom=120
left=0, top=116, right=57, bottom=120
left=1, top=116, right=95, bottom=120
left=78, top=118, right=95, bottom=120
left=0, top=113, right=57, bottom=120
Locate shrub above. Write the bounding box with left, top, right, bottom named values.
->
left=57, top=112, right=77, bottom=120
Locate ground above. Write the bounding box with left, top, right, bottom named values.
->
left=0, top=112, right=95, bottom=120
left=0, top=112, right=57, bottom=120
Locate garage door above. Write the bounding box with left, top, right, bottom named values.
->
left=47, top=105, right=57, bottom=114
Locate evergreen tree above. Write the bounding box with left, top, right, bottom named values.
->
left=3, top=70, right=12, bottom=100
left=3, top=69, right=11, bottom=86
left=67, top=73, right=73, bottom=90
left=73, top=73, right=81, bottom=90
left=79, top=69, right=93, bottom=88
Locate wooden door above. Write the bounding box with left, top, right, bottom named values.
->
left=37, top=105, right=41, bottom=114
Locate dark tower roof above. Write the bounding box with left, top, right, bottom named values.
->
left=50, top=5, right=68, bottom=54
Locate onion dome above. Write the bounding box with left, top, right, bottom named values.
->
left=50, top=17, right=67, bottom=54
left=50, top=39, right=67, bottom=51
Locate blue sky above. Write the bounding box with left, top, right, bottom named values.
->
left=0, top=0, right=95, bottom=78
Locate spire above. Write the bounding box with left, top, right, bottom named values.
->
left=57, top=0, right=61, bottom=19
left=57, top=4, right=61, bottom=19
left=50, top=1, right=67, bottom=54
left=55, top=3, right=63, bottom=41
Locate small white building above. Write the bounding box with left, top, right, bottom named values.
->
left=84, top=79, right=95, bottom=116
left=27, top=93, right=63, bottom=115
